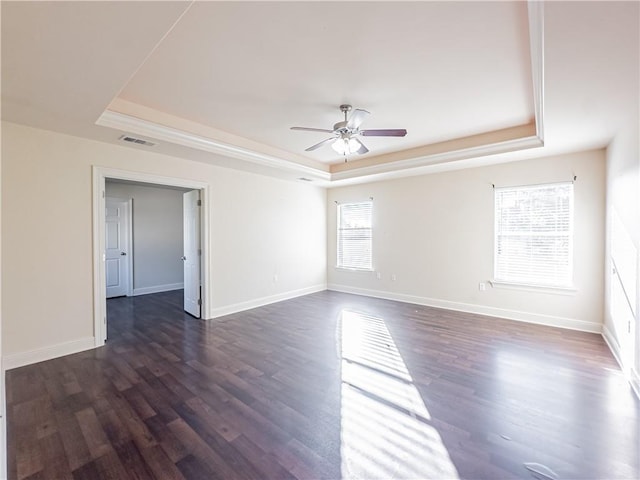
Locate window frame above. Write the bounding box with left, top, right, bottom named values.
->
left=336, top=200, right=373, bottom=271
left=493, top=181, right=575, bottom=290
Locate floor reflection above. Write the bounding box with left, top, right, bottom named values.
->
left=339, top=310, right=459, bottom=479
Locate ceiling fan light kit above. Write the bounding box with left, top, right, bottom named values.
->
left=291, top=104, right=407, bottom=159
left=332, top=136, right=362, bottom=155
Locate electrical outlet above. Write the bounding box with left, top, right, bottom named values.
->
left=479, top=282, right=486, bottom=291
left=376, top=272, right=381, bottom=280
left=273, top=274, right=278, bottom=283
left=391, top=274, right=397, bottom=281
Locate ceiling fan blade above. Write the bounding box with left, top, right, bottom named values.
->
left=291, top=127, right=335, bottom=133
left=360, top=129, right=407, bottom=137
left=305, top=137, right=336, bottom=152
left=353, top=138, right=369, bottom=154
left=347, top=109, right=370, bottom=130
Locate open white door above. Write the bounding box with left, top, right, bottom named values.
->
left=105, top=198, right=131, bottom=298
left=183, top=190, right=201, bottom=318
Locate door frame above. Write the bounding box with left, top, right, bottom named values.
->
left=92, top=166, right=210, bottom=347
left=105, top=196, right=133, bottom=298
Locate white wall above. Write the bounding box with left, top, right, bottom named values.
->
left=599, top=1, right=640, bottom=393
left=106, top=181, right=186, bottom=294
left=328, top=149, right=606, bottom=332
left=1, top=121, right=327, bottom=364
left=604, top=108, right=640, bottom=389
left=209, top=170, right=327, bottom=315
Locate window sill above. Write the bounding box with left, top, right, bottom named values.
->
left=335, top=266, right=375, bottom=273
left=489, top=280, right=577, bottom=296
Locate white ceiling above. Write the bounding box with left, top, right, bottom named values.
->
left=2, top=1, right=638, bottom=186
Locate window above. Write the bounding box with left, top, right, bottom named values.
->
left=494, top=182, right=573, bottom=288
left=337, top=201, right=373, bottom=270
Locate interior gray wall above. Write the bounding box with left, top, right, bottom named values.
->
left=106, top=181, right=187, bottom=294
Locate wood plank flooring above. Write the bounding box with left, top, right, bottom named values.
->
left=6, top=290, right=639, bottom=479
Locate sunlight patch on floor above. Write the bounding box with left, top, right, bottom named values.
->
left=339, top=310, right=459, bottom=479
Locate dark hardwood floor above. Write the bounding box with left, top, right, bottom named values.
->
left=6, top=290, right=639, bottom=479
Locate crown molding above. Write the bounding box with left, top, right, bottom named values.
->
left=528, top=0, right=545, bottom=142
left=329, top=135, right=544, bottom=184
left=96, top=2, right=545, bottom=187
left=98, top=108, right=543, bottom=186
left=96, top=110, right=331, bottom=181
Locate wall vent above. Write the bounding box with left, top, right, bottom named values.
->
left=119, top=135, right=156, bottom=147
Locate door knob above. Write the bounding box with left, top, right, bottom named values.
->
left=181, top=256, right=187, bottom=261
left=120, top=252, right=127, bottom=256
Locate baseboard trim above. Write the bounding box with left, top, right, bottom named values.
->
left=601, top=325, right=640, bottom=401
left=3, top=337, right=96, bottom=371
left=208, top=284, right=327, bottom=319
left=601, top=324, right=623, bottom=368
left=133, top=283, right=183, bottom=296
left=631, top=368, right=640, bottom=400
left=0, top=368, right=5, bottom=480
left=327, top=284, right=602, bottom=333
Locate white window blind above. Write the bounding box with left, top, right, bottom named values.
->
left=337, top=201, right=373, bottom=270
left=494, top=182, right=573, bottom=288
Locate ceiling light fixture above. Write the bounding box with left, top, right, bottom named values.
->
left=331, top=136, right=361, bottom=155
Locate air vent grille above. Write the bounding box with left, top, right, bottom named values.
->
left=119, top=135, right=156, bottom=147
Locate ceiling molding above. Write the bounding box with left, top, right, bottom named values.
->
left=528, top=0, right=545, bottom=143
left=97, top=108, right=544, bottom=187
left=95, top=2, right=545, bottom=187
left=96, top=110, right=331, bottom=181
left=330, top=135, right=544, bottom=184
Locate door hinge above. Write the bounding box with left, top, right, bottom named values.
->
left=198, top=249, right=202, bottom=256
left=197, top=199, right=202, bottom=206
left=102, top=191, right=105, bottom=198
left=104, top=316, right=106, bottom=325
left=197, top=299, right=202, bottom=306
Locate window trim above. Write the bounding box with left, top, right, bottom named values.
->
left=493, top=181, right=575, bottom=290
left=336, top=200, right=373, bottom=271
left=488, top=279, right=577, bottom=295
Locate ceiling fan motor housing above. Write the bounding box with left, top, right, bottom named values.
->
left=333, top=120, right=350, bottom=133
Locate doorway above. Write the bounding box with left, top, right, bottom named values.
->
left=105, top=182, right=201, bottom=318
left=93, top=166, right=210, bottom=347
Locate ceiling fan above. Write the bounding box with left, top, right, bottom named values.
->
left=291, top=104, right=407, bottom=157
